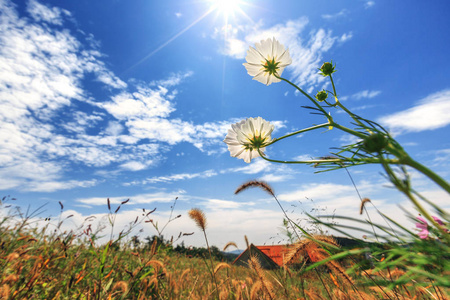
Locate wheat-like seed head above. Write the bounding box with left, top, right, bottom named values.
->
left=180, top=268, right=190, bottom=283
left=249, top=256, right=274, bottom=299
left=250, top=281, right=263, bottom=300
left=112, top=281, right=128, bottom=294
left=244, top=235, right=250, bottom=248
left=145, top=260, right=167, bottom=276
left=223, top=241, right=238, bottom=251
left=219, top=288, right=229, bottom=299
left=360, top=198, right=371, bottom=215
left=214, top=262, right=231, bottom=275
left=188, top=208, right=207, bottom=230
left=235, top=180, right=275, bottom=197
left=0, top=284, right=10, bottom=299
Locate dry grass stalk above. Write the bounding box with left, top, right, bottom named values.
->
left=145, top=260, right=167, bottom=276
left=359, top=198, right=371, bottom=215
left=250, top=281, right=263, bottom=300
left=5, top=252, right=19, bottom=262
left=180, top=268, right=190, bottom=283
left=214, top=262, right=231, bottom=275
left=0, top=284, right=10, bottom=299
left=285, top=235, right=354, bottom=287
left=249, top=256, right=274, bottom=299
left=150, top=238, right=158, bottom=256
left=244, top=235, right=250, bottom=249
left=219, top=289, right=229, bottom=300
left=112, top=281, right=128, bottom=294
left=327, top=259, right=354, bottom=287
left=188, top=208, right=207, bottom=231
left=284, top=239, right=308, bottom=265
left=304, top=287, right=325, bottom=300
left=223, top=241, right=238, bottom=251
left=235, top=180, right=275, bottom=197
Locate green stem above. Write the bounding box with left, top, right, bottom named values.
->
left=256, top=148, right=398, bottom=166
left=379, top=157, right=450, bottom=243
left=330, top=74, right=373, bottom=134
left=401, top=156, right=450, bottom=194
left=331, top=123, right=368, bottom=139
left=276, top=75, right=332, bottom=122
left=266, top=123, right=330, bottom=146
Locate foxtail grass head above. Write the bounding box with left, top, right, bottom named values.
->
left=188, top=208, right=207, bottom=231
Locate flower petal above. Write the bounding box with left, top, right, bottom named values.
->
left=245, top=47, right=265, bottom=64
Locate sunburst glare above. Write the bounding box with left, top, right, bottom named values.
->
left=209, top=0, right=242, bottom=15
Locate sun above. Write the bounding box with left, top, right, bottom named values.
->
left=209, top=0, right=242, bottom=15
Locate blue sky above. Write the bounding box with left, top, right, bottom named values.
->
left=1, top=0, right=449, bottom=248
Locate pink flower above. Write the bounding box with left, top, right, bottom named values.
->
left=416, top=216, right=445, bottom=239
left=416, top=216, right=429, bottom=239
left=432, top=216, right=444, bottom=226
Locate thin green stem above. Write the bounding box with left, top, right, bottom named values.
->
left=331, top=123, right=368, bottom=139
left=257, top=148, right=399, bottom=166
left=379, top=157, right=450, bottom=243
left=330, top=74, right=373, bottom=134
left=401, top=156, right=450, bottom=194
left=266, top=123, right=330, bottom=146
left=276, top=75, right=332, bottom=122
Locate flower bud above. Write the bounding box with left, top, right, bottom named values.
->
left=362, top=133, right=388, bottom=153
left=319, top=61, right=336, bottom=77
left=315, top=90, right=328, bottom=102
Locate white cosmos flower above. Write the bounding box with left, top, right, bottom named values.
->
left=223, top=117, right=274, bottom=163
left=243, top=37, right=292, bottom=86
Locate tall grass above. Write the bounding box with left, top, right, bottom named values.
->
left=1, top=194, right=448, bottom=299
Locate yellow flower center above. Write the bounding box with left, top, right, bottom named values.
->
left=263, top=57, right=281, bottom=76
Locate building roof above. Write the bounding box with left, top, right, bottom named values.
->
left=232, top=244, right=290, bottom=269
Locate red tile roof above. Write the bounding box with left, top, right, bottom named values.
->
left=255, top=245, right=289, bottom=266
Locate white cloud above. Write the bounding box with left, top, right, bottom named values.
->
left=25, top=179, right=98, bottom=192
left=339, top=32, right=353, bottom=43
left=119, top=161, right=148, bottom=171
left=0, top=0, right=250, bottom=191
left=365, top=1, right=375, bottom=9
left=379, top=89, right=450, bottom=134
left=293, top=154, right=314, bottom=161
left=175, top=12, right=182, bottom=18
left=215, top=18, right=347, bottom=91
left=76, top=190, right=185, bottom=206
left=258, top=173, right=293, bottom=182
left=126, top=169, right=218, bottom=186
left=27, top=0, right=70, bottom=25
left=322, top=9, right=349, bottom=20
left=352, top=90, right=381, bottom=100
left=102, top=86, right=176, bottom=120
left=278, top=183, right=355, bottom=202
left=149, top=71, right=193, bottom=87
left=201, top=198, right=246, bottom=210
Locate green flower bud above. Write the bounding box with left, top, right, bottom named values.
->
left=319, top=61, right=336, bottom=77
left=362, top=133, right=388, bottom=153
left=315, top=90, right=328, bottom=102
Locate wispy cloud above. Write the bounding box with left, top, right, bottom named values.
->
left=125, top=169, right=218, bottom=186
left=352, top=90, right=381, bottom=100
left=0, top=0, right=255, bottom=191
left=76, top=190, right=185, bottom=206
left=339, top=32, right=353, bottom=43
left=214, top=18, right=349, bottom=92
left=27, top=0, right=71, bottom=25
left=379, top=89, right=450, bottom=134
left=322, top=9, right=349, bottom=20
left=365, top=1, right=375, bottom=9
left=278, top=183, right=356, bottom=202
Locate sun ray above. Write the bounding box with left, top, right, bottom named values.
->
left=123, top=7, right=215, bottom=74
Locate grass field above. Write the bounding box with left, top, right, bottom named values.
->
left=1, top=197, right=448, bottom=300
